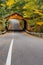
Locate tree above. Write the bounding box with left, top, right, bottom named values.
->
left=11, top=0, right=28, bottom=15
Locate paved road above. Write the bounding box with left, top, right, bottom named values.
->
left=0, top=32, right=43, bottom=65
left=8, top=19, right=22, bottom=30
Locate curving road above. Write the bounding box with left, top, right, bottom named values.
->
left=0, top=32, right=43, bottom=65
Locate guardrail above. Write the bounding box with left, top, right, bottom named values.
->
left=25, top=30, right=43, bottom=38
left=0, top=30, right=6, bottom=35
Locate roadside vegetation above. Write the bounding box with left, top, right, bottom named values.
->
left=0, top=0, right=43, bottom=32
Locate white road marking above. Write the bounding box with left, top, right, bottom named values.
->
left=6, top=39, right=14, bottom=65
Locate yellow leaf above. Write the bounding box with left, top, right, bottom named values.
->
left=6, top=0, right=14, bottom=6
left=1, top=4, right=5, bottom=7
left=37, top=22, right=43, bottom=26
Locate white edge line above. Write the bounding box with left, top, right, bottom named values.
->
left=6, top=39, right=14, bottom=65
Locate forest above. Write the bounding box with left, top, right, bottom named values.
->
left=0, top=0, right=43, bottom=32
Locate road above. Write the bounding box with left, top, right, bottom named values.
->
left=8, top=19, right=23, bottom=30
left=0, top=32, right=43, bottom=65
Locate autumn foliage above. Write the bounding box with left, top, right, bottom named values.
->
left=0, top=0, right=43, bottom=32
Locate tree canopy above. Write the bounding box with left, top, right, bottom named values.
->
left=0, top=0, right=43, bottom=32
left=0, top=0, right=43, bottom=18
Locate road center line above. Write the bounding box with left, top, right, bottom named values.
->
left=6, top=39, right=14, bottom=65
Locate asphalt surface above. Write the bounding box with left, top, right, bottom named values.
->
left=0, top=32, right=43, bottom=65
